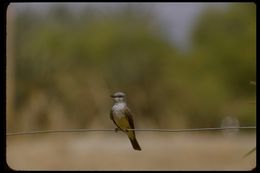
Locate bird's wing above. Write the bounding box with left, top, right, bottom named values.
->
left=109, top=109, right=114, bottom=120
left=124, top=107, right=135, bottom=130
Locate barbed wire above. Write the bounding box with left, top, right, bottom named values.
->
left=6, top=126, right=255, bottom=136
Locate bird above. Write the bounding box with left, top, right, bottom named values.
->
left=110, top=92, right=141, bottom=151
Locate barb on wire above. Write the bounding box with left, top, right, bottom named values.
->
left=6, top=126, right=255, bottom=136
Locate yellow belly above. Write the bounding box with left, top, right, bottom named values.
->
left=114, top=115, right=130, bottom=130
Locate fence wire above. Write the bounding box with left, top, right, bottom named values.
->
left=6, top=126, right=255, bottom=136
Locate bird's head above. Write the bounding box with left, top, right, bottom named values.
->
left=111, top=92, right=126, bottom=102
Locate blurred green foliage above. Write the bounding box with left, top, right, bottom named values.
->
left=9, top=3, right=255, bottom=131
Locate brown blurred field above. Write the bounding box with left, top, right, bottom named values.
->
left=7, top=132, right=256, bottom=170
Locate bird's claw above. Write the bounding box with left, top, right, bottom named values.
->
left=114, top=128, right=119, bottom=133
left=114, top=128, right=129, bottom=133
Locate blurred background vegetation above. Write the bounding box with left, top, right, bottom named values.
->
left=7, top=3, right=256, bottom=132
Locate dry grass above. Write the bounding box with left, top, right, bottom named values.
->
left=6, top=132, right=256, bottom=170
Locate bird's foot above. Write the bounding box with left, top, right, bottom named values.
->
left=114, top=128, right=119, bottom=133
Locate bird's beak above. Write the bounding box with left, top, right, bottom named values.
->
left=110, top=94, right=114, bottom=98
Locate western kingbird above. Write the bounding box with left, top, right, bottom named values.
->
left=110, top=92, right=141, bottom=151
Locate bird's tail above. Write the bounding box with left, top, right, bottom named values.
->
left=129, top=136, right=141, bottom=151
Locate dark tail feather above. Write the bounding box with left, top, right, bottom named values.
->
left=129, top=137, right=141, bottom=151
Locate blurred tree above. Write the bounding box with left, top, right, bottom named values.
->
left=193, top=3, right=256, bottom=96
left=10, top=3, right=255, bottom=131
left=12, top=5, right=176, bottom=130
left=188, top=3, right=256, bottom=126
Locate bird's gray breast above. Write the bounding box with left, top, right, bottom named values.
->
left=112, top=103, right=126, bottom=117
left=111, top=103, right=130, bottom=128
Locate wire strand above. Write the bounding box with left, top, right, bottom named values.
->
left=6, top=126, right=255, bottom=136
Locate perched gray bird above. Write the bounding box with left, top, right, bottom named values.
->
left=110, top=92, right=141, bottom=151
